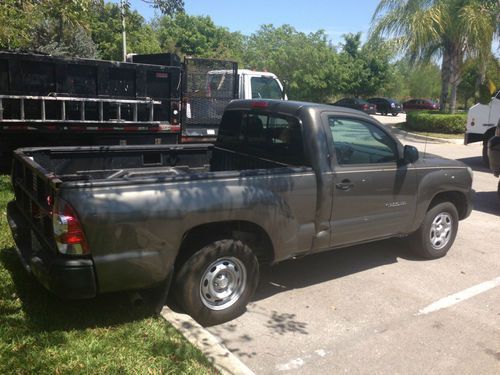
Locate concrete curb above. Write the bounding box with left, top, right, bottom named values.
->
left=160, top=307, right=254, bottom=375
left=388, top=125, right=464, bottom=144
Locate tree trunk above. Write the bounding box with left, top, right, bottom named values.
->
left=440, top=48, right=452, bottom=112
left=448, top=45, right=464, bottom=114
left=450, top=83, right=458, bottom=113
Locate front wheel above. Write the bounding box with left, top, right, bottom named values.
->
left=174, top=239, right=259, bottom=326
left=409, top=202, right=459, bottom=259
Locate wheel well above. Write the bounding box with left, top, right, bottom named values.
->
left=175, top=221, right=275, bottom=269
left=428, top=191, right=469, bottom=219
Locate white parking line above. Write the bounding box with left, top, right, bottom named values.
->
left=417, top=276, right=500, bottom=315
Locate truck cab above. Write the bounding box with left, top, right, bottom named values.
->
left=206, top=69, right=286, bottom=101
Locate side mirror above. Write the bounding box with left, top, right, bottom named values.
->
left=403, top=145, right=419, bottom=164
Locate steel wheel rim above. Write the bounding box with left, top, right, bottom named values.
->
left=429, top=212, right=453, bottom=250
left=200, top=257, right=247, bottom=311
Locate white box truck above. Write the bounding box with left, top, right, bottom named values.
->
left=464, top=90, right=500, bottom=164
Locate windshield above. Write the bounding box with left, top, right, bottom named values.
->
left=251, top=76, right=283, bottom=99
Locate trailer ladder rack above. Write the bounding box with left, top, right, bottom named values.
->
left=0, top=95, right=163, bottom=124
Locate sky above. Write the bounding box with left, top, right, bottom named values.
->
left=123, top=0, right=382, bottom=46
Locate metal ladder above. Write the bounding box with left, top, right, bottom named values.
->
left=0, top=95, right=162, bottom=123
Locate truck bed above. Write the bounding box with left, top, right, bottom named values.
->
left=13, top=144, right=292, bottom=185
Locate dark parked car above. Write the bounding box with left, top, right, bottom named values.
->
left=403, top=99, right=439, bottom=111
left=331, top=98, right=377, bottom=114
left=367, top=97, right=403, bottom=116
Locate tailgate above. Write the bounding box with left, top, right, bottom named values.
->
left=10, top=149, right=60, bottom=253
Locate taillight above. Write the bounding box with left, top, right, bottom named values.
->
left=252, top=101, right=269, bottom=109
left=363, top=104, right=369, bottom=109
left=52, top=198, right=89, bottom=255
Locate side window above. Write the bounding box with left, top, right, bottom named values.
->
left=328, top=117, right=398, bottom=165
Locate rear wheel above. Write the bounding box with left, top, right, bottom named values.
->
left=482, top=142, right=489, bottom=166
left=483, top=134, right=494, bottom=166
left=409, top=202, right=458, bottom=259
left=174, top=239, right=259, bottom=326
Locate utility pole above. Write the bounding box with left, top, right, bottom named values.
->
left=121, top=0, right=127, bottom=61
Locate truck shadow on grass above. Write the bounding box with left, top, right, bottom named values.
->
left=253, top=238, right=418, bottom=302
left=0, top=247, right=156, bottom=333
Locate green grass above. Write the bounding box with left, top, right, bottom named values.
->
left=0, top=175, right=216, bottom=374
left=395, top=123, right=464, bottom=139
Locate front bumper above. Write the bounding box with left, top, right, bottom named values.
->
left=488, top=136, right=500, bottom=177
left=7, top=201, right=97, bottom=299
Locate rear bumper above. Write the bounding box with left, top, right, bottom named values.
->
left=7, top=201, right=97, bottom=299
left=488, top=136, right=500, bottom=177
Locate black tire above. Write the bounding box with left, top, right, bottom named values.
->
left=482, top=141, right=490, bottom=166
left=392, top=112, right=398, bottom=116
left=497, top=179, right=500, bottom=200
left=409, top=202, right=459, bottom=259
left=174, top=239, right=259, bottom=326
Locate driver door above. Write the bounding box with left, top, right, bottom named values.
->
left=326, top=116, right=418, bottom=247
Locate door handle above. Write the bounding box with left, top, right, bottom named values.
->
left=336, top=179, right=354, bottom=191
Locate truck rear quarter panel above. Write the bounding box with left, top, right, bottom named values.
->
left=61, top=169, right=317, bottom=293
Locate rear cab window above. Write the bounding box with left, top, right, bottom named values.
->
left=217, top=110, right=307, bottom=165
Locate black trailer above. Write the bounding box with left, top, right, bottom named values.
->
left=0, top=51, right=238, bottom=171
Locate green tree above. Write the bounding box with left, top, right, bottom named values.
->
left=337, top=34, right=391, bottom=98
left=90, top=2, right=161, bottom=60
left=154, top=14, right=244, bottom=60
left=142, top=0, right=184, bottom=15
left=30, top=20, right=99, bottom=58
left=458, top=56, right=500, bottom=108
left=244, top=25, right=339, bottom=102
left=0, top=0, right=38, bottom=50
left=37, top=0, right=101, bottom=43
left=0, top=0, right=99, bottom=57
left=371, top=0, right=500, bottom=113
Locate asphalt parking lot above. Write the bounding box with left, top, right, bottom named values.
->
left=205, top=130, right=500, bottom=374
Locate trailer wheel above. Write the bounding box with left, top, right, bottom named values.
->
left=409, top=202, right=458, bottom=259
left=174, top=239, right=259, bottom=326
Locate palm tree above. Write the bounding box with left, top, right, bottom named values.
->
left=370, top=0, right=499, bottom=113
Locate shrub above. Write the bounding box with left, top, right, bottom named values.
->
left=405, top=111, right=466, bottom=134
